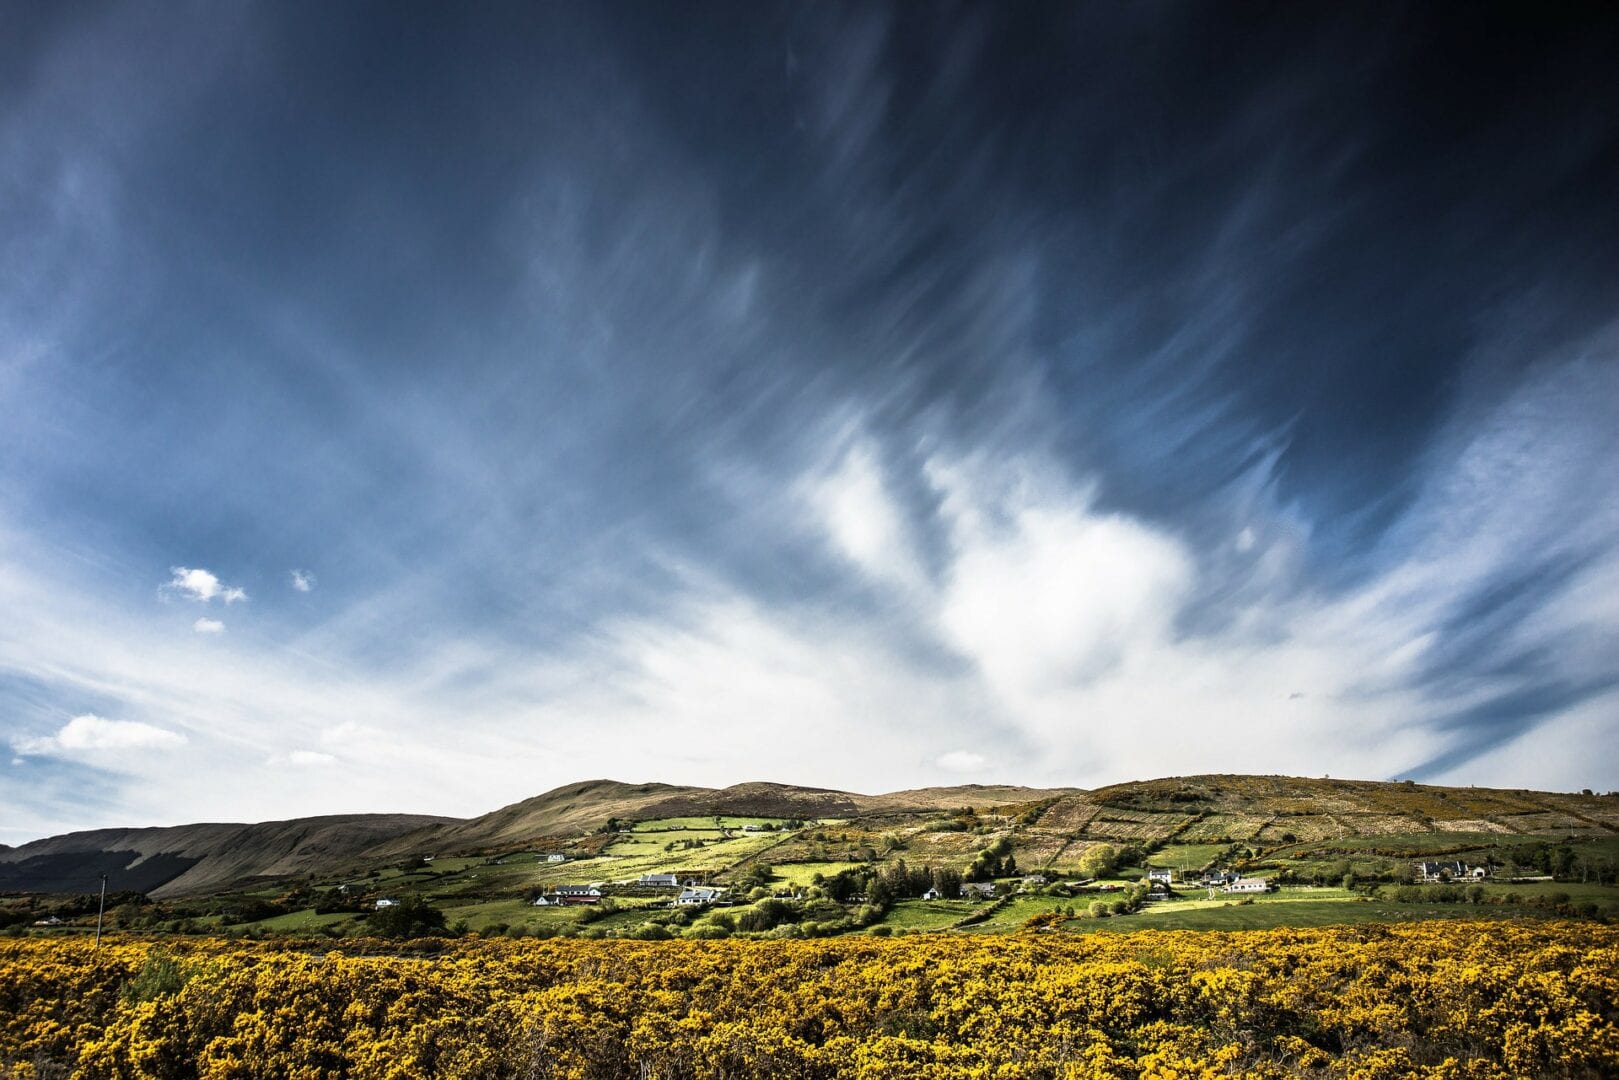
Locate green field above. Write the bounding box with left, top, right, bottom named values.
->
left=769, top=861, right=864, bottom=886
left=1144, top=844, right=1229, bottom=870
left=880, top=900, right=976, bottom=932
left=1073, top=900, right=1555, bottom=933
left=630, top=817, right=792, bottom=832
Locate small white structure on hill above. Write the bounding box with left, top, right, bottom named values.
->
left=1147, top=868, right=1173, bottom=885
left=640, top=873, right=679, bottom=888
left=554, top=885, right=602, bottom=904
left=1222, top=878, right=1268, bottom=894
left=374, top=897, right=401, bottom=909
left=543, top=853, right=568, bottom=863
left=676, top=886, right=724, bottom=906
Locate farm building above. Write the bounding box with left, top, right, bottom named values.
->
left=961, top=882, right=996, bottom=900
left=1416, top=861, right=1484, bottom=882
left=543, top=853, right=568, bottom=863
left=639, top=873, right=679, bottom=888
left=554, top=885, right=602, bottom=904
left=1221, top=878, right=1269, bottom=894
left=1147, top=868, right=1174, bottom=885
left=374, top=897, right=400, bottom=909
left=676, top=886, right=725, bottom=906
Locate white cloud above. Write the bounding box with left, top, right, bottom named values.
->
left=937, top=750, right=989, bottom=773
left=810, top=441, right=925, bottom=591
left=929, top=456, right=1195, bottom=700
left=164, top=566, right=247, bottom=604
left=269, top=749, right=337, bottom=768
left=193, top=617, right=225, bottom=634
left=12, top=714, right=186, bottom=756
left=290, top=569, right=315, bottom=593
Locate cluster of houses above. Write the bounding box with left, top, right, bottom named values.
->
left=531, top=871, right=730, bottom=908
left=1415, top=860, right=1488, bottom=882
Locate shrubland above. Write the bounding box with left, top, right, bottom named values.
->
left=1, top=921, right=1615, bottom=1078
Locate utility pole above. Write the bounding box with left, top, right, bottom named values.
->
left=94, top=874, right=107, bottom=947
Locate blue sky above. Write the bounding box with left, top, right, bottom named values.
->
left=3, top=4, right=1617, bottom=839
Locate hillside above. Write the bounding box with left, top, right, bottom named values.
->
left=5, top=775, right=1616, bottom=900
left=0, top=813, right=458, bottom=898
left=368, top=779, right=1079, bottom=859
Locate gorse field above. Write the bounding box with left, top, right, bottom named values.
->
left=3, top=922, right=1615, bottom=1079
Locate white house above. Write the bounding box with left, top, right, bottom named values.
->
left=543, top=853, right=568, bottom=863
left=1415, top=861, right=1479, bottom=883
left=639, top=873, right=680, bottom=888
left=1222, top=878, right=1268, bottom=894
left=676, top=886, right=725, bottom=906
left=1147, top=868, right=1173, bottom=885
left=555, top=885, right=603, bottom=904
left=374, top=897, right=401, bottom=909
left=920, top=887, right=944, bottom=901
left=961, top=882, right=996, bottom=900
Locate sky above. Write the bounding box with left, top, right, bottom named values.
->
left=2, top=3, right=1617, bottom=841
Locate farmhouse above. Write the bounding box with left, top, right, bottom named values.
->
left=374, top=897, right=401, bottom=909
left=554, top=885, right=602, bottom=904
left=676, top=886, right=725, bottom=906
left=639, top=873, right=679, bottom=888
left=961, top=882, right=996, bottom=900
left=1416, top=861, right=1483, bottom=882
left=1022, top=874, right=1049, bottom=886
left=1147, top=868, right=1173, bottom=885
left=1222, top=877, right=1269, bottom=894
left=543, top=853, right=568, bottom=863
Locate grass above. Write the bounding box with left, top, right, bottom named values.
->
left=1144, top=844, right=1229, bottom=870
left=242, top=908, right=357, bottom=932
left=630, top=817, right=793, bottom=832
left=880, top=900, right=977, bottom=932
left=1477, top=881, right=1619, bottom=914
left=1073, top=900, right=1555, bottom=933
left=957, top=896, right=1081, bottom=934
left=769, top=862, right=865, bottom=886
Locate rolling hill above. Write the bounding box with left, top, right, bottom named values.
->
left=0, top=813, right=457, bottom=898
left=3, top=775, right=1614, bottom=899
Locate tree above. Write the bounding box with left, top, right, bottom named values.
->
left=1079, top=844, right=1123, bottom=879
left=366, top=897, right=448, bottom=938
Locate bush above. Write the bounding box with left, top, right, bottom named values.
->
left=365, top=897, right=449, bottom=939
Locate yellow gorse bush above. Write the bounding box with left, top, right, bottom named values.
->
left=1, top=921, right=1614, bottom=1079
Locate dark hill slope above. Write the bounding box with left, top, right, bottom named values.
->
left=0, top=813, right=458, bottom=898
